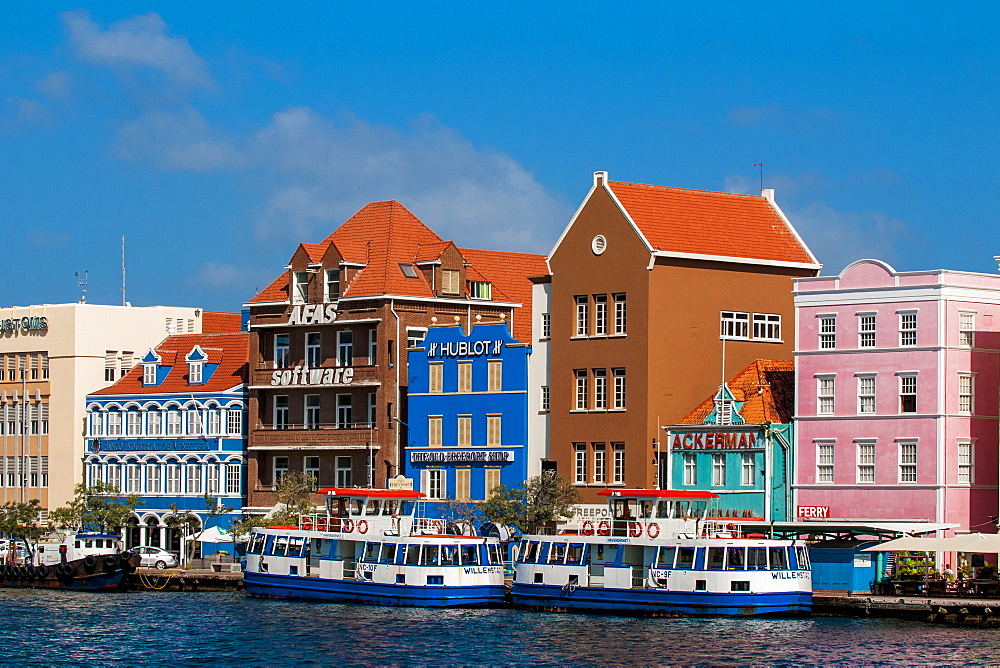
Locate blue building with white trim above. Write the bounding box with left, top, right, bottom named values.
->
left=84, top=328, right=248, bottom=557
left=406, top=320, right=530, bottom=508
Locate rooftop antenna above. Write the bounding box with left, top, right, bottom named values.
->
left=751, top=163, right=763, bottom=193
left=75, top=271, right=88, bottom=304
left=121, top=235, right=127, bottom=306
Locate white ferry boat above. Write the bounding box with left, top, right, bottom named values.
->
left=0, top=533, right=138, bottom=591
left=242, top=488, right=506, bottom=607
left=511, top=489, right=812, bottom=616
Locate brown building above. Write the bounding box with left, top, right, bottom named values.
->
left=245, top=200, right=545, bottom=509
left=545, top=172, right=820, bottom=501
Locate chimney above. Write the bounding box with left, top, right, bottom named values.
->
left=594, top=171, right=608, bottom=187
left=761, top=188, right=775, bottom=203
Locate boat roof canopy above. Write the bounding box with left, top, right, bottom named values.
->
left=597, top=489, right=719, bottom=500
left=317, top=488, right=426, bottom=499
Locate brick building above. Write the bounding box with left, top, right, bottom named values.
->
left=244, top=200, right=545, bottom=509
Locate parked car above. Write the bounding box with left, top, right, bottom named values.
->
left=134, top=546, right=178, bottom=569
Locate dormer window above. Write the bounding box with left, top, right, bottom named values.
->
left=441, top=269, right=461, bottom=295
left=185, top=346, right=208, bottom=386
left=140, top=349, right=161, bottom=387
left=325, top=269, right=341, bottom=301
left=470, top=281, right=492, bottom=300
left=293, top=271, right=309, bottom=304
left=399, top=263, right=418, bottom=279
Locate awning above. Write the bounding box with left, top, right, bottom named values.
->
left=863, top=533, right=1000, bottom=553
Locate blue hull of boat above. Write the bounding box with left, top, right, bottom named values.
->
left=244, top=571, right=506, bottom=608
left=511, top=583, right=811, bottom=617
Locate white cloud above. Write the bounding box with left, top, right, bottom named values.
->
left=62, top=10, right=213, bottom=89
left=0, top=97, right=49, bottom=132
left=117, top=105, right=570, bottom=252
left=37, top=72, right=71, bottom=100
left=783, top=202, right=909, bottom=273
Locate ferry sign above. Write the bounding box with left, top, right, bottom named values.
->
left=797, top=505, right=831, bottom=519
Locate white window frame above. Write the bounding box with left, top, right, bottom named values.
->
left=856, top=441, right=876, bottom=484
left=273, top=456, right=289, bottom=485
left=593, top=294, right=607, bottom=336
left=592, top=443, right=606, bottom=484
left=957, top=439, right=974, bottom=485
left=146, top=464, right=162, bottom=494
left=458, top=362, right=472, bottom=393
left=741, top=452, right=755, bottom=486
left=899, top=374, right=917, bottom=413
left=336, top=394, right=352, bottom=429
left=712, top=453, right=726, bottom=486
left=540, top=386, right=550, bottom=412
left=958, top=373, right=974, bottom=413
left=899, top=311, right=917, bottom=347
left=959, top=311, right=975, bottom=347
left=898, top=440, right=917, bottom=484
left=574, top=370, right=588, bottom=410
left=143, top=364, right=157, bottom=385
left=574, top=443, right=587, bottom=484
left=487, top=360, right=502, bottom=392
left=325, top=268, right=340, bottom=301
left=819, top=315, right=836, bottom=349
left=337, top=330, right=353, bottom=367
left=226, top=463, right=241, bottom=495
left=613, top=294, right=626, bottom=335
left=575, top=296, right=588, bottom=337
left=817, top=376, right=835, bottom=415
left=426, top=469, right=444, bottom=500
left=304, top=394, right=320, bottom=429
left=368, top=328, right=378, bottom=365
left=304, top=456, right=320, bottom=490
left=858, top=313, right=876, bottom=348
left=857, top=375, right=876, bottom=414
left=227, top=409, right=242, bottom=436
left=274, top=333, right=290, bottom=369
left=593, top=368, right=607, bottom=410
left=683, top=453, right=697, bottom=486
left=428, top=416, right=443, bottom=448
left=612, top=442, right=625, bottom=484
left=612, top=368, right=626, bottom=410
left=429, top=363, right=443, bottom=394
left=336, top=456, right=352, bottom=487
left=127, top=412, right=142, bottom=437
left=752, top=313, right=781, bottom=341
left=189, top=361, right=203, bottom=384
left=292, top=271, right=309, bottom=304
left=816, top=441, right=835, bottom=484
left=457, top=415, right=472, bottom=447
left=273, top=396, right=288, bottom=430
left=486, top=415, right=501, bottom=447
left=720, top=311, right=749, bottom=339
left=541, top=313, right=551, bottom=339
left=306, top=332, right=322, bottom=368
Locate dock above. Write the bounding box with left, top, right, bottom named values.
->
left=814, top=591, right=1000, bottom=627
left=127, top=568, right=243, bottom=592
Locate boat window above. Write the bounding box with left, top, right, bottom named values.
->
left=566, top=544, right=587, bottom=565
left=548, top=543, right=567, bottom=564
left=726, top=547, right=746, bottom=570
left=656, top=501, right=673, bottom=519
left=441, top=545, right=459, bottom=566
left=75, top=541, right=81, bottom=549
left=656, top=546, right=676, bottom=567
left=462, top=544, right=480, bottom=565
left=488, top=544, right=503, bottom=565
left=676, top=547, right=696, bottom=569
left=521, top=541, right=538, bottom=563
left=769, top=547, right=788, bottom=569
left=85, top=540, right=93, bottom=548
left=405, top=544, right=421, bottom=565
left=365, top=499, right=381, bottom=515
left=379, top=544, right=397, bottom=564
left=288, top=536, right=304, bottom=557
left=674, top=502, right=690, bottom=518
left=382, top=500, right=399, bottom=515
left=692, top=501, right=708, bottom=517
left=363, top=542, right=380, bottom=563
left=612, top=499, right=636, bottom=520
left=350, top=499, right=364, bottom=515
left=96, top=539, right=104, bottom=548
left=707, top=547, right=726, bottom=570
left=422, top=545, right=440, bottom=566
left=273, top=535, right=289, bottom=556
left=399, top=501, right=415, bottom=516
left=795, top=546, right=810, bottom=570
left=638, top=501, right=653, bottom=519
left=747, top=547, right=767, bottom=570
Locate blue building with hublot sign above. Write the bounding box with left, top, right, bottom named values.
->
left=407, top=320, right=531, bottom=511
left=84, top=328, right=248, bottom=559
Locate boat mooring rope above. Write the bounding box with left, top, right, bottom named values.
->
left=137, top=569, right=184, bottom=590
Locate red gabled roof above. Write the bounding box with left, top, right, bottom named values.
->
left=201, top=311, right=243, bottom=334
left=250, top=272, right=289, bottom=304
left=459, top=247, right=547, bottom=341
left=90, top=332, right=249, bottom=396
left=679, top=360, right=795, bottom=425
left=607, top=181, right=815, bottom=265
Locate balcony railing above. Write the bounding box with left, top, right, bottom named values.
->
left=249, top=422, right=377, bottom=449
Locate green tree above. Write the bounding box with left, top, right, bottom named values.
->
left=479, top=473, right=581, bottom=533
left=231, top=471, right=318, bottom=538
left=49, top=481, right=143, bottom=533
left=0, top=499, right=44, bottom=561
left=165, top=495, right=238, bottom=566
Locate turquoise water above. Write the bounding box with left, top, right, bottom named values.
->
left=3, top=589, right=1000, bottom=665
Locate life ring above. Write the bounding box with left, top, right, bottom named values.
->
left=343, top=518, right=355, bottom=533
left=647, top=522, right=661, bottom=538
left=581, top=520, right=595, bottom=536
left=630, top=522, right=643, bottom=538
left=430, top=519, right=444, bottom=533
left=597, top=520, right=611, bottom=536
left=358, top=520, right=369, bottom=534
left=302, top=518, right=313, bottom=530
left=316, top=517, right=328, bottom=531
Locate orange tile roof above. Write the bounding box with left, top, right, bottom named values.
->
left=201, top=311, right=243, bottom=334
left=246, top=201, right=546, bottom=341
left=607, top=181, right=815, bottom=265
left=679, top=360, right=794, bottom=425
left=90, top=332, right=249, bottom=396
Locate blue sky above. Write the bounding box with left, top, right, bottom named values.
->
left=2, top=3, right=997, bottom=311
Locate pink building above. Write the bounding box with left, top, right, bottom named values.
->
left=794, top=259, right=1000, bottom=533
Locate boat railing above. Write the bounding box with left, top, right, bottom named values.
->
left=631, top=565, right=648, bottom=589
left=581, top=517, right=698, bottom=540
left=701, top=520, right=743, bottom=539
